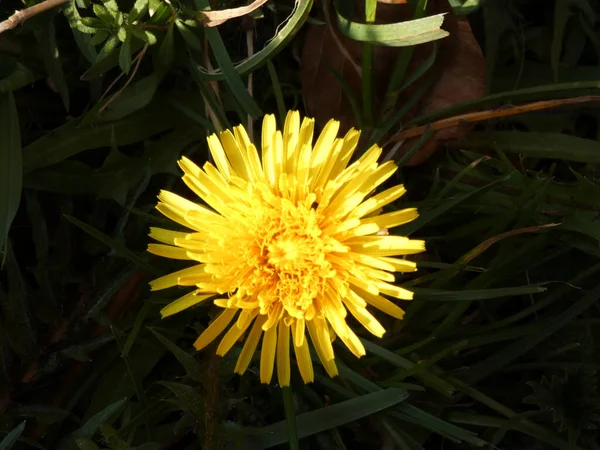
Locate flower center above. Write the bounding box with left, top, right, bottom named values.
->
left=216, top=188, right=344, bottom=322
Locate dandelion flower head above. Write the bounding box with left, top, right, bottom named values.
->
left=148, top=111, right=425, bottom=386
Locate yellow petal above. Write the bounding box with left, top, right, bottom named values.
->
left=219, top=129, right=252, bottom=181
left=150, top=265, right=206, bottom=291
left=262, top=114, right=277, bottom=187
left=160, top=290, right=213, bottom=317
left=147, top=243, right=192, bottom=260
left=307, top=320, right=338, bottom=377
left=260, top=324, right=277, bottom=384
left=276, top=320, right=291, bottom=387
left=347, top=236, right=426, bottom=257
left=374, top=281, right=414, bottom=300
left=235, top=315, right=266, bottom=375
left=284, top=110, right=300, bottom=172
left=293, top=336, right=314, bottom=383
left=337, top=325, right=366, bottom=358
left=352, top=287, right=405, bottom=319
left=217, top=310, right=258, bottom=356
left=293, top=318, right=305, bottom=347
left=350, top=185, right=407, bottom=219
left=207, top=134, right=232, bottom=180
left=329, top=128, right=360, bottom=180
left=193, top=308, right=237, bottom=350
left=378, top=257, right=417, bottom=272
left=310, top=119, right=340, bottom=175
left=360, top=208, right=419, bottom=229
left=343, top=299, right=386, bottom=338
left=149, top=228, right=188, bottom=245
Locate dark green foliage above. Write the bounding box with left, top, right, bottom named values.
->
left=0, top=0, right=600, bottom=449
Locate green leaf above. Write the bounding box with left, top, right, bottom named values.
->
left=195, top=0, right=312, bottom=80
left=235, top=389, right=409, bottom=449
left=89, top=29, right=110, bottom=46
left=158, top=25, right=175, bottom=67
left=0, top=62, right=40, bottom=95
left=334, top=0, right=448, bottom=46
left=34, top=18, right=70, bottom=111
left=99, top=425, right=131, bottom=450
left=93, top=4, right=115, bottom=24
left=82, top=39, right=144, bottom=79
left=98, top=35, right=120, bottom=61
left=23, top=101, right=178, bottom=173
left=149, top=328, right=204, bottom=382
left=158, top=381, right=205, bottom=425
left=193, top=0, right=262, bottom=117
left=466, top=281, right=600, bottom=384
left=119, top=37, right=132, bottom=73
left=100, top=73, right=158, bottom=121
left=128, top=0, right=149, bottom=23
left=129, top=28, right=157, bottom=45
left=459, top=131, right=600, bottom=163
left=64, top=1, right=98, bottom=34
left=64, top=215, right=159, bottom=274
left=0, top=92, right=22, bottom=256
left=0, top=421, right=26, bottom=450
left=175, top=20, right=202, bottom=51
left=117, top=27, right=127, bottom=42
left=71, top=398, right=127, bottom=440
left=412, top=285, right=546, bottom=301
left=74, top=438, right=100, bottom=450
left=102, top=0, right=120, bottom=18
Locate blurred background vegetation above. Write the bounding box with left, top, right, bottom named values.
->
left=1, top=0, right=600, bottom=449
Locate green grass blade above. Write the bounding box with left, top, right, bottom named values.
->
left=335, top=0, right=448, bottom=47
left=267, top=61, right=287, bottom=126
left=413, top=285, right=546, bottom=301
left=0, top=91, right=22, bottom=257
left=64, top=215, right=159, bottom=275
left=243, top=389, right=409, bottom=449
left=459, top=131, right=600, bottom=163
left=466, top=281, right=600, bottom=383
left=196, top=0, right=313, bottom=81
left=0, top=421, right=26, bottom=450
left=35, top=18, right=70, bottom=111
left=195, top=0, right=261, bottom=118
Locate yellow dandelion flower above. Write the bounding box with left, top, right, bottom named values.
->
left=148, top=111, right=425, bottom=386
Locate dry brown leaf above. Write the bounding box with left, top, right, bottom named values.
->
left=200, top=0, right=268, bottom=27
left=300, top=0, right=486, bottom=165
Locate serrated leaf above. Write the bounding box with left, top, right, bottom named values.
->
left=149, top=329, right=203, bottom=381
left=80, top=17, right=109, bottom=30
left=75, top=438, right=100, bottom=450
left=64, top=215, right=158, bottom=274
left=0, top=421, right=26, bottom=450
left=22, top=101, right=178, bottom=173
left=102, top=0, right=120, bottom=18
left=129, top=0, right=149, bottom=23
left=129, top=28, right=156, bottom=45
left=97, top=35, right=120, bottom=61
left=100, top=73, right=158, bottom=121
left=119, top=37, right=132, bottom=73
left=99, top=425, right=131, bottom=450
left=158, top=382, right=205, bottom=425
left=117, top=27, right=127, bottom=42
left=89, top=30, right=110, bottom=46
left=93, top=4, right=115, bottom=24
left=70, top=399, right=127, bottom=440
left=64, top=1, right=98, bottom=35
left=0, top=91, right=22, bottom=255
left=34, top=18, right=70, bottom=111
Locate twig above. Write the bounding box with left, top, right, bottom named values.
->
left=0, top=0, right=69, bottom=34
left=98, top=44, right=149, bottom=115
left=200, top=0, right=269, bottom=27
left=389, top=95, right=600, bottom=142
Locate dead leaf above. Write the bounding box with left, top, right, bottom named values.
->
left=200, top=0, right=268, bottom=27
left=300, top=0, right=486, bottom=165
